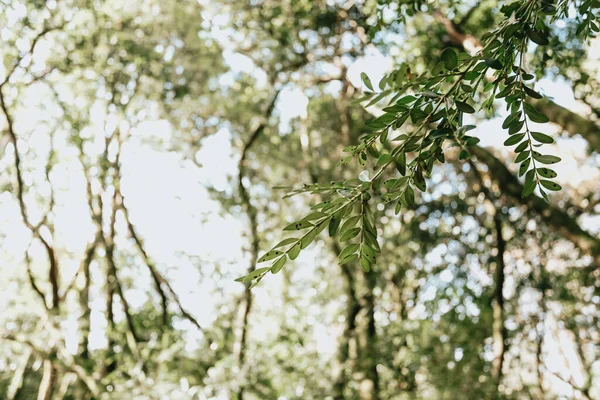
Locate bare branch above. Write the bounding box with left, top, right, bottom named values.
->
left=1, top=335, right=99, bottom=396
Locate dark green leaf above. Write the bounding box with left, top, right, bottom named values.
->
left=456, top=101, right=475, bottom=114
left=508, top=119, right=524, bottom=135
left=502, top=112, right=521, bottom=129
left=485, top=58, right=503, bottom=70
left=524, top=86, right=543, bottom=99
left=329, top=215, right=341, bottom=237
left=533, top=153, right=561, bottom=164
left=522, top=170, right=536, bottom=197
left=441, top=48, right=458, bottom=69
left=540, top=180, right=562, bottom=191
left=538, top=168, right=557, bottom=178
left=519, top=158, right=530, bottom=177
left=504, top=133, right=525, bottom=146
left=531, top=131, right=554, bottom=143
left=515, top=150, right=530, bottom=163
left=524, top=103, right=549, bottom=123
left=527, top=29, right=550, bottom=45
left=515, top=141, right=529, bottom=153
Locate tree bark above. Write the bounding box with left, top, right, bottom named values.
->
left=490, top=214, right=506, bottom=392
left=530, top=98, right=600, bottom=154
left=359, top=270, right=380, bottom=400
left=471, top=145, right=600, bottom=266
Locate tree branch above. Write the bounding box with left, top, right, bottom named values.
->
left=471, top=145, right=600, bottom=266
left=2, top=335, right=99, bottom=396
left=236, top=88, right=282, bottom=399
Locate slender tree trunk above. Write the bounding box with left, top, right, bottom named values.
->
left=359, top=270, right=380, bottom=400
left=78, top=243, right=95, bottom=361
left=333, top=244, right=362, bottom=400
left=36, top=359, right=56, bottom=400
left=104, top=255, right=116, bottom=376
left=235, top=89, right=281, bottom=400
left=6, top=348, right=31, bottom=400
left=491, top=213, right=506, bottom=393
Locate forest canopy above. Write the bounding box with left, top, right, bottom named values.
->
left=0, top=0, right=599, bottom=399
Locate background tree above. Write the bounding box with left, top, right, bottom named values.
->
left=0, top=0, right=599, bottom=399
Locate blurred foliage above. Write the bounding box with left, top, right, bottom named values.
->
left=0, top=0, right=599, bottom=399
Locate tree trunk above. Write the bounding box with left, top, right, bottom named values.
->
left=36, top=359, right=56, bottom=400
left=490, top=214, right=506, bottom=392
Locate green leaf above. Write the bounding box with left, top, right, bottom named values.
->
left=515, top=150, right=530, bottom=163
left=402, top=186, right=415, bottom=208
left=361, top=244, right=377, bottom=261
left=527, top=29, right=550, bottom=45
left=283, top=220, right=314, bottom=231
left=504, top=133, right=525, bottom=146
left=524, top=86, right=543, bottom=99
left=465, top=137, right=480, bottom=146
left=456, top=101, right=475, bottom=114
left=533, top=153, right=561, bottom=164
left=238, top=267, right=270, bottom=283
left=540, top=180, right=562, bottom=191
left=272, top=238, right=298, bottom=249
left=531, top=131, right=554, bottom=144
left=358, top=151, right=367, bottom=166
left=441, top=48, right=458, bottom=69
left=394, top=199, right=402, bottom=215
left=458, top=149, right=470, bottom=160
left=519, top=158, right=530, bottom=177
left=300, top=227, right=318, bottom=249
left=340, top=227, right=361, bottom=242
left=271, top=256, right=287, bottom=274
left=522, top=170, right=536, bottom=197
left=413, top=169, right=427, bottom=191
left=376, top=153, right=393, bottom=166
left=359, top=256, right=371, bottom=272
left=339, top=253, right=359, bottom=265
left=288, top=242, right=301, bottom=260
left=396, top=95, right=417, bottom=105
left=538, top=168, right=557, bottom=178
left=515, top=141, right=529, bottom=153
left=257, top=249, right=286, bottom=263
left=300, top=212, right=328, bottom=222
left=340, top=215, right=361, bottom=234
left=485, top=58, right=503, bottom=70
left=329, top=215, right=341, bottom=237
left=395, top=152, right=406, bottom=175
left=502, top=112, right=521, bottom=129
left=524, top=103, right=549, bottom=123
left=361, top=72, right=374, bottom=91
left=338, top=243, right=360, bottom=261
